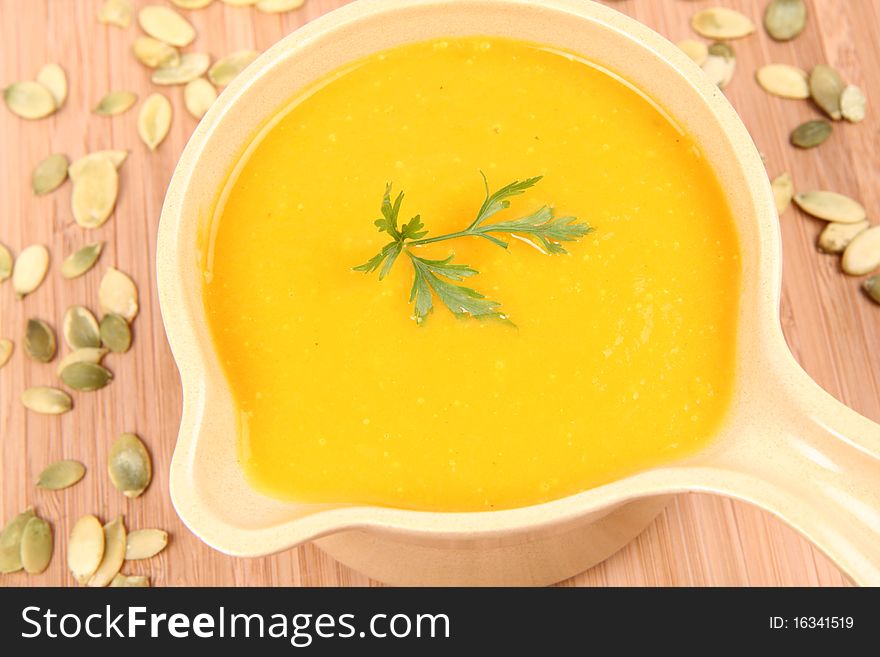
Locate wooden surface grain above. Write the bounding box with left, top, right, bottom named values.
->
left=1, top=0, right=877, bottom=587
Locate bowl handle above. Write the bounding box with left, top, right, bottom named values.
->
left=705, top=364, right=880, bottom=585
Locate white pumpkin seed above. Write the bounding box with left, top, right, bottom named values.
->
left=22, top=387, right=72, bottom=415
left=61, top=242, right=104, bottom=279
left=69, top=151, right=128, bottom=179
left=88, top=517, right=127, bottom=588
left=0, top=508, right=36, bottom=573
left=126, top=529, right=168, bottom=560
left=108, top=433, right=152, bottom=498
left=152, top=52, right=211, bottom=85
left=842, top=226, right=880, bottom=276
left=94, top=90, right=138, bottom=116
left=32, top=153, right=70, bottom=195
left=99, top=0, right=133, bottom=28
left=256, top=0, right=305, bottom=13
left=840, top=85, right=866, bottom=123
left=56, top=347, right=109, bottom=376
left=71, top=156, right=118, bottom=228
left=691, top=8, right=755, bottom=40
left=764, top=0, right=807, bottom=41
left=110, top=574, right=150, bottom=587
left=756, top=64, right=809, bottom=99
left=3, top=81, right=56, bottom=119
left=172, top=0, right=214, bottom=8
left=771, top=172, right=793, bottom=215
left=790, top=119, right=832, bottom=148
left=138, top=92, right=172, bottom=151
left=36, top=64, right=67, bottom=108
left=0, top=338, right=12, bottom=369
left=810, top=65, right=844, bottom=120
left=12, top=244, right=49, bottom=298
left=184, top=77, right=217, bottom=119
left=37, top=460, right=87, bottom=490
left=64, top=306, right=101, bottom=350
left=61, top=362, right=114, bottom=391
left=818, top=220, right=869, bottom=254
left=133, top=36, right=181, bottom=69
left=99, top=268, right=139, bottom=321
left=794, top=191, right=866, bottom=223
left=701, top=50, right=736, bottom=89
left=138, top=5, right=196, bottom=47
left=676, top=39, right=708, bottom=66
left=20, top=517, right=53, bottom=574
left=864, top=276, right=880, bottom=304
left=24, top=318, right=57, bottom=362
left=100, top=313, right=133, bottom=353
left=0, top=242, right=11, bottom=281
left=68, top=515, right=105, bottom=585
left=208, top=50, right=258, bottom=86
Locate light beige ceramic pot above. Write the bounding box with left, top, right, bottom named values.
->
left=157, top=0, right=880, bottom=586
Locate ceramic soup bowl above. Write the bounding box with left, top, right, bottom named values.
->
left=157, top=0, right=880, bottom=585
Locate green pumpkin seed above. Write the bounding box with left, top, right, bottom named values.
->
left=152, top=53, right=211, bottom=86
left=794, top=191, right=866, bottom=223
left=138, top=93, right=172, bottom=151
left=37, top=460, right=87, bottom=490
left=3, top=81, right=56, bottom=119
left=771, top=172, right=794, bottom=215
left=63, top=306, right=101, bottom=350
left=172, top=0, right=214, bottom=8
left=0, top=508, right=36, bottom=573
left=25, top=318, right=57, bottom=362
left=256, top=0, right=305, bottom=13
left=61, top=242, right=104, bottom=279
left=94, top=90, right=138, bottom=116
left=842, top=226, right=880, bottom=276
left=68, top=515, right=105, bottom=584
left=0, top=338, right=12, bottom=369
left=691, top=8, right=755, bottom=40
left=32, top=153, right=70, bottom=195
left=864, top=276, right=880, bottom=304
left=184, top=78, right=217, bottom=119
left=100, top=313, right=132, bottom=353
left=208, top=50, right=258, bottom=86
left=36, top=64, right=67, bottom=109
left=126, top=529, right=168, bottom=560
left=99, top=0, right=133, bottom=28
left=60, top=362, right=114, bottom=392
left=22, top=387, right=72, bottom=414
left=99, top=268, right=139, bottom=321
left=0, top=242, right=11, bottom=281
left=138, top=6, right=196, bottom=47
left=764, top=0, right=806, bottom=41
left=71, top=156, right=118, bottom=228
left=840, top=85, right=866, bottom=123
left=756, top=64, right=809, bottom=99
left=790, top=119, right=831, bottom=148
left=56, top=347, right=109, bottom=376
left=69, top=151, right=128, bottom=179
left=676, top=39, right=708, bottom=66
left=818, top=220, right=869, bottom=254
left=108, top=433, right=152, bottom=498
left=88, top=517, right=126, bottom=588
left=20, top=517, right=53, bottom=574
left=133, top=36, right=181, bottom=69
left=110, top=573, right=150, bottom=587
left=12, top=244, right=49, bottom=298
left=810, top=65, right=844, bottom=120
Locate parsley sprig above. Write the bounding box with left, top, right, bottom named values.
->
left=354, top=174, right=593, bottom=325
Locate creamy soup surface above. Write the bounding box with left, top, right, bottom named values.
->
left=203, top=37, right=741, bottom=512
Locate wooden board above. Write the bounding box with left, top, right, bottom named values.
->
left=1, top=0, right=877, bottom=587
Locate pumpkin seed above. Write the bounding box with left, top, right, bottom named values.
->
left=32, top=153, right=70, bottom=195
left=764, top=0, right=806, bottom=41
left=172, top=0, right=214, bottom=8
left=152, top=52, right=211, bottom=85
left=12, top=244, right=49, bottom=297
left=69, top=150, right=128, bottom=179
left=68, top=515, right=104, bottom=584
left=138, top=5, right=196, bottom=47
left=126, top=529, right=168, bottom=560
left=20, top=517, right=53, bottom=574
left=37, top=460, right=87, bottom=490
left=88, top=517, right=127, bottom=587
left=99, top=0, right=133, bottom=28
left=56, top=347, right=109, bottom=376
left=25, top=318, right=57, bottom=362
left=3, top=81, right=56, bottom=119
left=133, top=36, right=181, bottom=69
left=702, top=50, right=736, bottom=88
left=184, top=78, right=217, bottom=119
left=0, top=242, right=11, bottom=281
left=790, top=119, right=832, bottom=148
left=61, top=362, right=114, bottom=392
left=0, top=508, right=35, bottom=573
left=71, top=156, right=118, bottom=228
left=36, top=64, right=67, bottom=108
left=677, top=39, right=709, bottom=66
left=94, top=90, right=138, bottom=116
left=756, top=64, right=809, bottom=99
left=810, top=65, right=844, bottom=120
left=108, top=433, right=152, bottom=498
left=138, top=92, right=172, bottom=151
left=864, top=276, right=880, bottom=304
left=771, top=172, right=794, bottom=215
left=256, top=0, right=305, bottom=13
left=110, top=573, right=150, bottom=587
left=63, top=306, right=101, bottom=350
left=99, top=268, right=139, bottom=321
left=0, top=338, right=12, bottom=369
left=22, top=387, right=72, bottom=415
left=208, top=50, right=258, bottom=86
left=840, top=85, right=866, bottom=123
left=100, top=313, right=133, bottom=353
left=794, top=191, right=866, bottom=223
left=842, top=226, right=880, bottom=276
left=818, top=220, right=869, bottom=254
left=222, top=0, right=258, bottom=5
left=61, top=242, right=104, bottom=279
left=691, top=7, right=755, bottom=40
